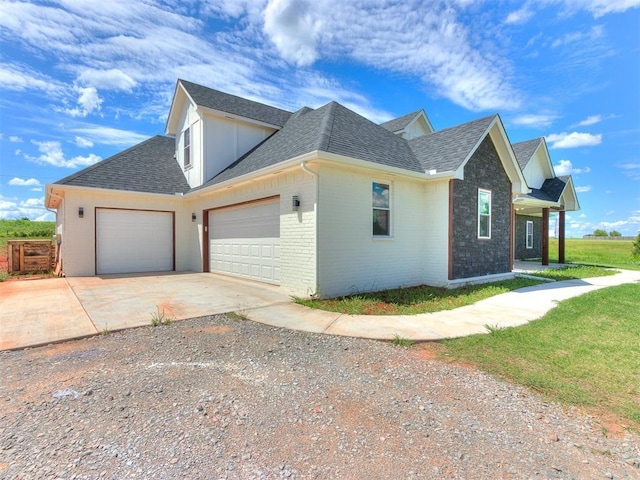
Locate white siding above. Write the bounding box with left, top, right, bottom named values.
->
left=59, top=189, right=187, bottom=277
left=177, top=102, right=202, bottom=189
left=186, top=168, right=317, bottom=297
left=523, top=148, right=553, bottom=189
left=203, top=114, right=276, bottom=181
left=422, top=179, right=450, bottom=286
left=317, top=165, right=441, bottom=298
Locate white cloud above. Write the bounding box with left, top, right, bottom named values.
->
left=552, top=25, right=603, bottom=48
left=512, top=113, right=558, bottom=128
left=63, top=86, right=103, bottom=117
left=600, top=220, right=628, bottom=228
left=546, top=131, right=602, bottom=148
left=0, top=194, right=51, bottom=220
left=23, top=140, right=101, bottom=168
left=74, top=136, right=94, bottom=148
left=554, top=159, right=591, bottom=175
left=606, top=210, right=615, bottom=215
left=505, top=7, right=534, bottom=24
left=577, top=114, right=602, bottom=126
left=77, top=68, right=137, bottom=91
left=618, top=163, right=640, bottom=180
left=8, top=177, right=41, bottom=187
left=566, top=0, right=640, bottom=17
left=0, top=62, right=63, bottom=95
left=9, top=135, right=23, bottom=143
left=71, top=126, right=149, bottom=147
left=575, top=185, right=592, bottom=192
left=263, top=0, right=322, bottom=67
left=578, top=213, right=587, bottom=218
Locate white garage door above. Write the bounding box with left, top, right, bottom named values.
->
left=96, top=209, right=173, bottom=275
left=209, top=198, right=280, bottom=285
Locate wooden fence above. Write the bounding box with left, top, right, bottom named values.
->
left=7, top=240, right=54, bottom=274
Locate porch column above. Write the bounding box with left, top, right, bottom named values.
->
left=558, top=210, right=566, bottom=264
left=541, top=207, right=549, bottom=266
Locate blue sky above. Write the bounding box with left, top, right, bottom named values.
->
left=1, top=0, right=639, bottom=237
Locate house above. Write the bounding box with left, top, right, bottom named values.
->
left=45, top=79, right=579, bottom=298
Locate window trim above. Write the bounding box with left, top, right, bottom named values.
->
left=183, top=127, right=191, bottom=169
left=372, top=181, right=391, bottom=237
left=477, top=188, right=492, bottom=239
left=526, top=220, right=534, bottom=249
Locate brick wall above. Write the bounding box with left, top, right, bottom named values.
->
left=451, top=136, right=512, bottom=279
left=514, top=214, right=542, bottom=259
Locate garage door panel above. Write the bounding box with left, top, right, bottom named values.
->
left=209, top=199, right=280, bottom=285
left=97, top=209, right=173, bottom=275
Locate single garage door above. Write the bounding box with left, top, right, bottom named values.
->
left=96, top=209, right=173, bottom=275
left=209, top=198, right=280, bottom=285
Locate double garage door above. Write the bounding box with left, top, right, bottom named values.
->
left=209, top=198, right=280, bottom=285
left=96, top=209, right=173, bottom=275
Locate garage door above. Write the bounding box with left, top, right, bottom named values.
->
left=209, top=198, right=280, bottom=285
left=96, top=209, right=173, bottom=275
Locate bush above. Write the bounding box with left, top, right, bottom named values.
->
left=633, top=233, right=640, bottom=258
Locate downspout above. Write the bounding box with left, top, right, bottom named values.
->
left=47, top=188, right=64, bottom=274
left=300, top=161, right=319, bottom=297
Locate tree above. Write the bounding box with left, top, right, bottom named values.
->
left=592, top=229, right=608, bottom=237
left=609, top=230, right=622, bottom=237
left=633, top=232, right=640, bottom=258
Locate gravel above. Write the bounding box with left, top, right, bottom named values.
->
left=1, top=314, right=638, bottom=479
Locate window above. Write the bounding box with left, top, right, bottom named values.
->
left=372, top=182, right=390, bottom=236
left=526, top=220, right=534, bottom=249
left=183, top=127, right=191, bottom=169
left=477, top=189, right=491, bottom=239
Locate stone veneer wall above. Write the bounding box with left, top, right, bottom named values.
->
left=514, top=214, right=542, bottom=260
left=451, top=136, right=512, bottom=279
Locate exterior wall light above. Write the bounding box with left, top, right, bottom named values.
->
left=292, top=195, right=300, bottom=211
left=78, top=207, right=84, bottom=218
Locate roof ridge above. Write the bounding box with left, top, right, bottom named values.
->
left=178, top=79, right=293, bottom=116
left=316, top=101, right=338, bottom=151
left=55, top=135, right=168, bottom=185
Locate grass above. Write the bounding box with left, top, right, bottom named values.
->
left=441, top=283, right=640, bottom=430
left=150, top=306, right=174, bottom=326
left=295, top=278, right=542, bottom=315
left=549, top=238, right=640, bottom=271
left=392, top=334, right=414, bottom=348
left=528, top=265, right=617, bottom=281
left=0, top=219, right=55, bottom=240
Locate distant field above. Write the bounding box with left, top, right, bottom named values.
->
left=0, top=219, right=55, bottom=253
left=549, top=238, right=640, bottom=270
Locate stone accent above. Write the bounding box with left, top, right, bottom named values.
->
left=451, top=136, right=512, bottom=279
left=515, top=214, right=542, bottom=260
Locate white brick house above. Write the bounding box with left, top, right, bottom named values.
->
left=46, top=80, right=578, bottom=298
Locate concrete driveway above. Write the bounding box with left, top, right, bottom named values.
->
left=0, top=272, right=291, bottom=350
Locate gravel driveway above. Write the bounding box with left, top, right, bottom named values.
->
left=1, top=314, right=638, bottom=479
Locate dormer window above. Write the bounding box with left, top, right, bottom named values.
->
left=183, top=127, right=191, bottom=169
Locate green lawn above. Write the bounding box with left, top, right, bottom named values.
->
left=296, top=278, right=543, bottom=315
left=441, top=283, right=640, bottom=430
left=549, top=238, right=640, bottom=270
left=528, top=265, right=617, bottom=281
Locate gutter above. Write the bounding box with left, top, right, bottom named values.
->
left=300, top=160, right=320, bottom=297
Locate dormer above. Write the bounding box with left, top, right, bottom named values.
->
left=165, top=80, right=292, bottom=188
left=380, top=109, right=434, bottom=140
left=512, top=138, right=555, bottom=190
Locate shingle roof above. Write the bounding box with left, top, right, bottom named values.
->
left=179, top=79, right=292, bottom=127
left=55, top=136, right=190, bottom=195
left=200, top=101, right=424, bottom=188
left=379, top=110, right=422, bottom=132
left=522, top=176, right=568, bottom=203
left=408, top=115, right=495, bottom=173
left=512, top=138, right=541, bottom=169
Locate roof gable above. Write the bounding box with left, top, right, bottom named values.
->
left=166, top=80, right=292, bottom=135
left=380, top=109, right=434, bottom=137
left=512, top=137, right=555, bottom=189
left=53, top=136, right=190, bottom=195
left=409, top=114, right=527, bottom=193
